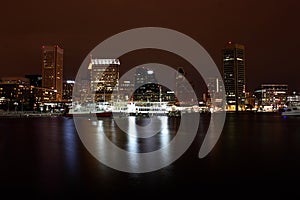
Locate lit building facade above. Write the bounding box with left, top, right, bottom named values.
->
left=287, top=92, right=300, bottom=102
left=254, top=84, right=288, bottom=110
left=0, top=77, right=57, bottom=111
left=33, top=87, right=57, bottom=104
left=42, top=45, right=63, bottom=101
left=134, top=67, right=159, bottom=102
left=119, top=80, right=135, bottom=101
left=63, top=80, right=75, bottom=101
left=0, top=77, right=32, bottom=111
left=222, top=42, right=246, bottom=111
left=73, top=79, right=91, bottom=103
left=89, top=58, right=120, bottom=102
left=133, top=67, right=175, bottom=102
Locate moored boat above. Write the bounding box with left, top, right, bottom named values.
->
left=65, top=102, right=112, bottom=118
left=281, top=101, right=300, bottom=116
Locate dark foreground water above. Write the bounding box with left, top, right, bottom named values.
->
left=1, top=112, right=300, bottom=199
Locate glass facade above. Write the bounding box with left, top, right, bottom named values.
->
left=222, top=43, right=246, bottom=111
left=42, top=45, right=63, bottom=101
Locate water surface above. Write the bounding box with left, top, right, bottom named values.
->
left=0, top=113, right=300, bottom=198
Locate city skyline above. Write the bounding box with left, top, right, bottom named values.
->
left=0, top=0, right=299, bottom=92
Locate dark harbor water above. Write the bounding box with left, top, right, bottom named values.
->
left=1, top=112, right=300, bottom=198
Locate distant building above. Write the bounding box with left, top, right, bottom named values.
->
left=131, top=67, right=175, bottom=102
left=0, top=77, right=57, bottom=111
left=287, top=92, right=300, bottom=102
left=222, top=42, right=246, bottom=111
left=119, top=80, right=135, bottom=101
left=245, top=92, right=255, bottom=110
left=254, top=84, right=288, bottom=110
left=206, top=77, right=224, bottom=108
left=0, top=77, right=30, bottom=85
left=0, top=77, right=31, bottom=101
left=73, top=79, right=91, bottom=103
left=33, top=87, right=57, bottom=105
left=63, top=80, right=75, bottom=101
left=25, top=75, right=42, bottom=87
left=89, top=58, right=120, bottom=102
left=175, top=67, right=195, bottom=105
left=134, top=67, right=159, bottom=102
left=0, top=77, right=32, bottom=110
left=41, top=45, right=63, bottom=101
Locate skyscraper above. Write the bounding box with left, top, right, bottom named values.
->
left=89, top=58, right=120, bottom=102
left=175, top=67, right=195, bottom=105
left=133, top=67, right=159, bottom=102
left=222, top=42, right=246, bottom=111
left=41, top=45, right=63, bottom=101
left=133, top=67, right=174, bottom=102
left=206, top=77, right=224, bottom=108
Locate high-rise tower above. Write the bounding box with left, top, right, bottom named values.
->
left=42, top=45, right=63, bottom=101
left=89, top=58, right=120, bottom=102
left=222, top=42, right=246, bottom=111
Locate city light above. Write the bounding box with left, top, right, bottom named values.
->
left=67, top=80, right=75, bottom=84
left=91, top=59, right=120, bottom=65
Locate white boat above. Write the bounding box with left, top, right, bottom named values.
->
left=112, top=101, right=171, bottom=116
left=281, top=101, right=300, bottom=116
left=65, top=102, right=112, bottom=118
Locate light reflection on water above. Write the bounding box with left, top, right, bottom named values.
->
left=2, top=113, right=300, bottom=197
left=85, top=116, right=178, bottom=171
left=87, top=116, right=177, bottom=152
left=62, top=118, right=78, bottom=177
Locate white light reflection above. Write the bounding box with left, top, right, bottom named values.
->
left=127, top=117, right=138, bottom=153
left=77, top=115, right=182, bottom=172
left=157, top=116, right=172, bottom=161
left=159, top=116, right=171, bottom=148
left=94, top=119, right=117, bottom=165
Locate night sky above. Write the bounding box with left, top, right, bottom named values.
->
left=0, top=0, right=299, bottom=92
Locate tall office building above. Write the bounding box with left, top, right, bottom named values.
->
left=206, top=77, right=224, bottom=108
left=175, top=67, right=195, bottom=105
left=89, top=58, right=120, bottom=102
left=133, top=67, right=174, bottom=102
left=134, top=67, right=159, bottom=102
left=42, top=45, right=63, bottom=101
left=63, top=80, right=75, bottom=101
left=222, top=42, right=246, bottom=111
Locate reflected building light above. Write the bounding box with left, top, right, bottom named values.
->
left=127, top=117, right=138, bottom=153
left=159, top=116, right=171, bottom=148
left=63, top=119, right=78, bottom=176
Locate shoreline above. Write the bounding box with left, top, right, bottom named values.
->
left=0, top=110, right=283, bottom=119
left=0, top=111, right=63, bottom=118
